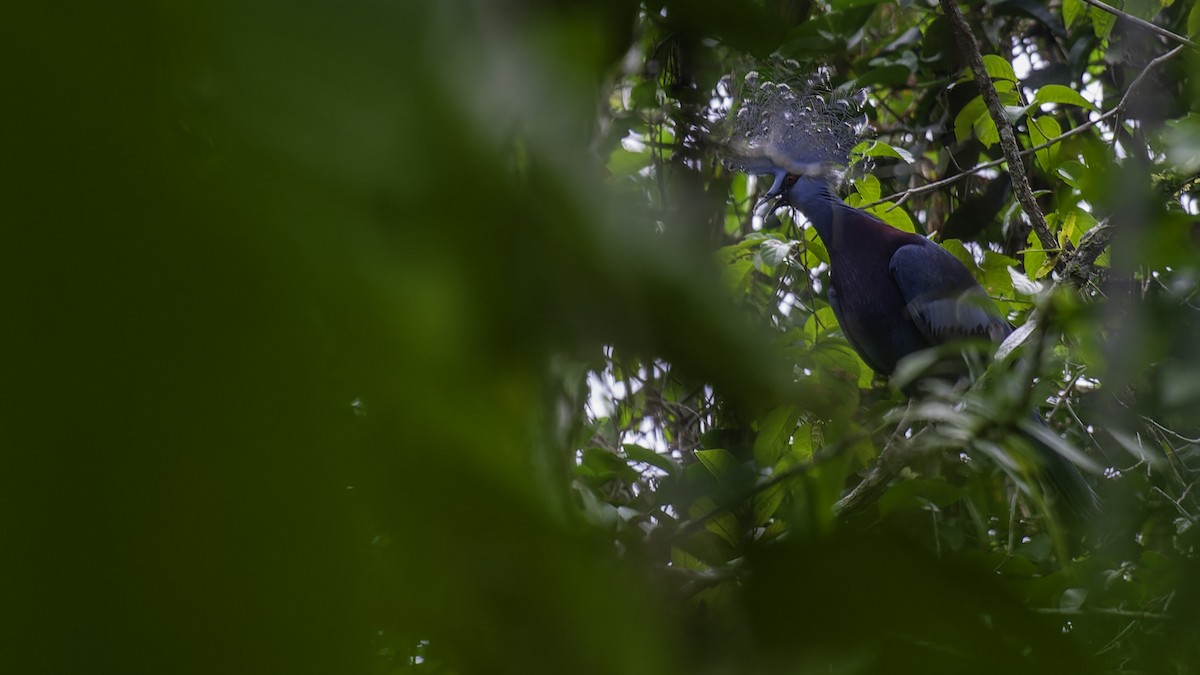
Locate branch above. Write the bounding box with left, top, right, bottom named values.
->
left=1062, top=219, right=1112, bottom=284
left=832, top=438, right=913, bottom=517
left=1079, top=0, right=1200, bottom=50
left=941, top=0, right=1057, bottom=256
left=1033, top=606, right=1172, bottom=620
left=665, top=431, right=868, bottom=543
left=833, top=405, right=924, bottom=517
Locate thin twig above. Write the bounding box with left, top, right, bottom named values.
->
left=941, top=0, right=1057, bottom=257
left=1063, top=399, right=1104, bottom=451
left=1047, top=364, right=1088, bottom=419
left=1079, top=0, right=1200, bottom=50
left=1149, top=486, right=1193, bottom=518
left=1034, top=606, right=1172, bottom=620
left=1096, top=617, right=1143, bottom=655
left=1141, top=415, right=1200, bottom=444
left=1001, top=490, right=1020, bottom=566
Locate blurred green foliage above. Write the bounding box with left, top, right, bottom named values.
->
left=4, top=1, right=1200, bottom=674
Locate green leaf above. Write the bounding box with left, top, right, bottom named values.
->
left=1190, top=0, right=1200, bottom=37
left=753, top=405, right=799, bottom=468
left=1055, top=160, right=1085, bottom=187
left=856, top=140, right=915, bottom=163
left=974, top=111, right=999, bottom=148
left=828, top=0, right=892, bottom=7
left=853, top=174, right=882, bottom=203
left=867, top=203, right=916, bottom=233
left=803, top=224, right=830, bottom=263
left=808, top=343, right=863, bottom=389
left=892, top=350, right=945, bottom=391
left=1063, top=0, right=1084, bottom=26
left=751, top=480, right=787, bottom=525
left=879, top=478, right=966, bottom=516
left=1024, top=229, right=1050, bottom=280
left=804, top=304, right=840, bottom=342
left=623, top=443, right=679, bottom=475
left=940, top=239, right=980, bottom=275
left=1015, top=533, right=1053, bottom=563
left=996, top=318, right=1037, bottom=360
left=800, top=342, right=863, bottom=419
left=606, top=148, right=648, bottom=177
left=1163, top=113, right=1200, bottom=173
left=731, top=172, right=748, bottom=204
left=1122, top=0, right=1161, bottom=20
left=1017, top=418, right=1103, bottom=473
left=577, top=447, right=638, bottom=484
left=954, top=95, right=988, bottom=144
left=1028, top=115, right=1063, bottom=171
left=694, top=448, right=740, bottom=480
left=630, top=80, right=658, bottom=109
left=1090, top=5, right=1117, bottom=37
left=721, top=232, right=767, bottom=254
left=1060, top=588, right=1090, bottom=612
left=1032, top=84, right=1097, bottom=111
left=759, top=238, right=795, bottom=268
left=704, top=511, right=741, bottom=547
left=721, top=259, right=755, bottom=294
left=1054, top=211, right=1076, bottom=249
left=1058, top=207, right=1096, bottom=247
left=854, top=64, right=914, bottom=88
left=979, top=250, right=1020, bottom=298
left=982, top=54, right=1017, bottom=83
left=852, top=347, right=876, bottom=388
left=790, top=422, right=816, bottom=460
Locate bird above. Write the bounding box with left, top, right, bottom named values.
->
left=724, top=72, right=1099, bottom=518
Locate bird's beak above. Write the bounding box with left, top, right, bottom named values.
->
left=755, top=172, right=789, bottom=215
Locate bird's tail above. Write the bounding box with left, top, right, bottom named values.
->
left=1019, top=413, right=1101, bottom=521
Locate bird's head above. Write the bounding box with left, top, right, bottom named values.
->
left=720, top=68, right=866, bottom=212
left=761, top=172, right=799, bottom=206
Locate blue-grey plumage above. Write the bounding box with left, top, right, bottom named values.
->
left=767, top=175, right=1007, bottom=376
left=762, top=172, right=1099, bottom=518
left=723, top=72, right=1098, bottom=518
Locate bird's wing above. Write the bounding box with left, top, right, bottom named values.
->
left=888, top=242, right=1010, bottom=345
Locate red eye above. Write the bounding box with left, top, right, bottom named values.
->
left=783, top=174, right=798, bottom=187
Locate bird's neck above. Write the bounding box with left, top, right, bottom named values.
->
left=788, top=177, right=863, bottom=243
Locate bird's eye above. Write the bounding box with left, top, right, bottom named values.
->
left=783, top=174, right=798, bottom=188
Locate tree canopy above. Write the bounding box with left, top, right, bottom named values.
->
left=7, top=1, right=1200, bottom=674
